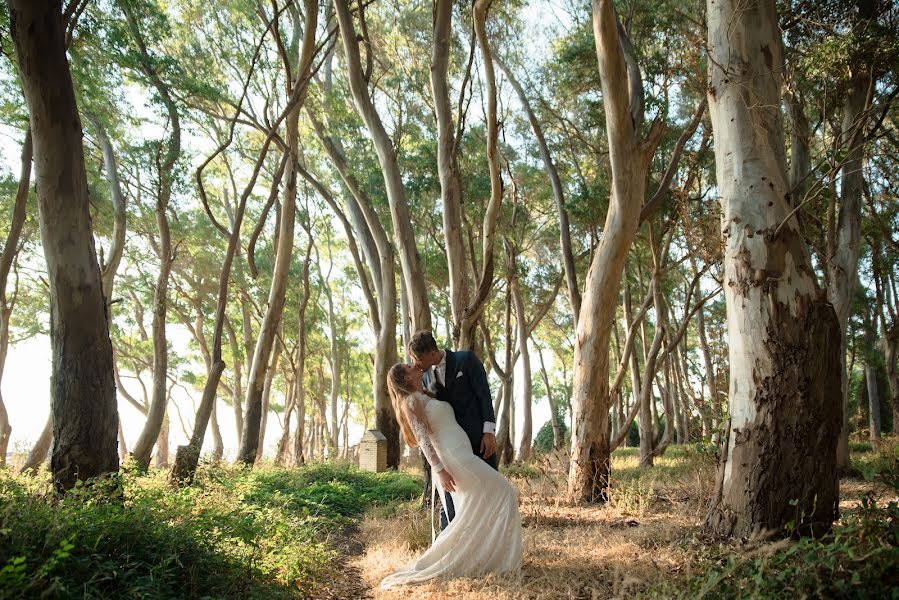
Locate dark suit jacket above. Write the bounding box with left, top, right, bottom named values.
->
left=425, top=349, right=498, bottom=469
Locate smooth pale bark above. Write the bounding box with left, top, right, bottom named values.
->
left=292, top=226, right=314, bottom=466
left=226, top=318, right=245, bottom=440
left=309, top=44, right=400, bottom=465
left=695, top=281, right=719, bottom=438
left=831, top=64, right=871, bottom=470
left=454, top=0, right=504, bottom=350
left=85, top=114, right=126, bottom=306
left=508, top=241, right=533, bottom=461
left=10, top=0, right=119, bottom=489
left=535, top=341, right=563, bottom=450
left=0, top=130, right=31, bottom=465
left=430, top=0, right=469, bottom=344
left=567, top=0, right=663, bottom=502
left=209, top=400, right=224, bottom=463
left=322, top=266, right=341, bottom=456
left=125, top=1, right=181, bottom=471
left=237, top=1, right=318, bottom=465
left=704, top=0, right=841, bottom=537
left=494, top=56, right=580, bottom=325
left=155, top=413, right=169, bottom=468
left=256, top=338, right=283, bottom=461
left=276, top=379, right=296, bottom=465
left=333, top=0, right=431, bottom=333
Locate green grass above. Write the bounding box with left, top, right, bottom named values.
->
left=0, top=462, right=420, bottom=599
left=611, top=444, right=717, bottom=483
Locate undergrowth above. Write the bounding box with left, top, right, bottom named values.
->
left=649, top=439, right=899, bottom=599
left=0, top=462, right=419, bottom=599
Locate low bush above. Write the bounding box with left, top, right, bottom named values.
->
left=0, top=463, right=419, bottom=599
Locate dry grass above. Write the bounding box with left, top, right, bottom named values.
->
left=351, top=443, right=891, bottom=599
left=354, top=446, right=720, bottom=599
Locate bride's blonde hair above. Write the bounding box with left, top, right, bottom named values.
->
left=387, top=363, right=431, bottom=448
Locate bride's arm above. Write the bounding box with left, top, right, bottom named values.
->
left=406, top=395, right=444, bottom=472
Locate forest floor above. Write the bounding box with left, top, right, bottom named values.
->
left=349, top=442, right=898, bottom=600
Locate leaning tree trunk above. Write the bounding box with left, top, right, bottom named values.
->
left=308, top=44, right=401, bottom=467
left=831, top=55, right=871, bottom=470
left=0, top=129, right=31, bottom=466
left=9, top=0, right=118, bottom=490
left=237, top=2, right=318, bottom=465
left=567, top=0, right=663, bottom=503
left=703, top=0, right=841, bottom=538
left=430, top=0, right=469, bottom=345
left=495, top=55, right=581, bottom=325
left=334, top=0, right=431, bottom=334
left=124, top=1, right=181, bottom=471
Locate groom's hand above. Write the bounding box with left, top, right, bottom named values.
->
left=480, top=433, right=497, bottom=459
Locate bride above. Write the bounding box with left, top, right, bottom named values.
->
left=380, top=363, right=523, bottom=588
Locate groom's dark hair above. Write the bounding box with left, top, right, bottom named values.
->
left=409, top=330, right=439, bottom=357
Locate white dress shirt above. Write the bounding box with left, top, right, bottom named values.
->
left=429, top=351, right=495, bottom=435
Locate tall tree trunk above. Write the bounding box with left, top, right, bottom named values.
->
left=333, top=0, right=431, bottom=333
left=0, top=129, right=32, bottom=466
left=695, top=282, right=718, bottom=438
left=154, top=412, right=169, bottom=468
left=535, top=340, right=563, bottom=450
left=703, top=0, right=841, bottom=537
left=495, top=285, right=515, bottom=465
left=276, top=379, right=295, bottom=465
left=256, top=338, right=283, bottom=462
left=9, top=0, right=119, bottom=490
left=292, top=223, right=315, bottom=467
left=238, top=2, right=318, bottom=465
left=84, top=114, right=126, bottom=306
left=453, top=0, right=504, bottom=350
left=226, top=318, right=245, bottom=440
left=567, top=0, right=664, bottom=503
left=494, top=56, right=581, bottom=324
left=430, top=0, right=469, bottom=344
left=124, top=1, right=182, bottom=471
left=210, top=400, right=224, bottom=463
left=830, top=39, right=872, bottom=470
left=866, top=363, right=881, bottom=442
left=508, top=241, right=533, bottom=461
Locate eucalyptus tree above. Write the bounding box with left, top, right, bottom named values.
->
left=567, top=0, right=705, bottom=502
left=118, top=0, right=183, bottom=470
left=703, top=0, right=841, bottom=537
left=333, top=0, right=431, bottom=333
left=236, top=0, right=320, bottom=466
left=8, top=0, right=118, bottom=490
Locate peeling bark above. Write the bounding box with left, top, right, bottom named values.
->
left=703, top=0, right=841, bottom=537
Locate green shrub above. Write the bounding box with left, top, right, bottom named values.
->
left=0, top=463, right=419, bottom=599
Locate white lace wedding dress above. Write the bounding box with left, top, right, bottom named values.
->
left=380, top=392, right=523, bottom=588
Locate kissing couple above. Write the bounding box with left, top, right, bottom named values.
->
left=380, top=330, right=523, bottom=589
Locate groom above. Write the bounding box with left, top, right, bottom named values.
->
left=408, top=330, right=497, bottom=530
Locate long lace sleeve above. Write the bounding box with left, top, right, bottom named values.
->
left=406, top=395, right=444, bottom=472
